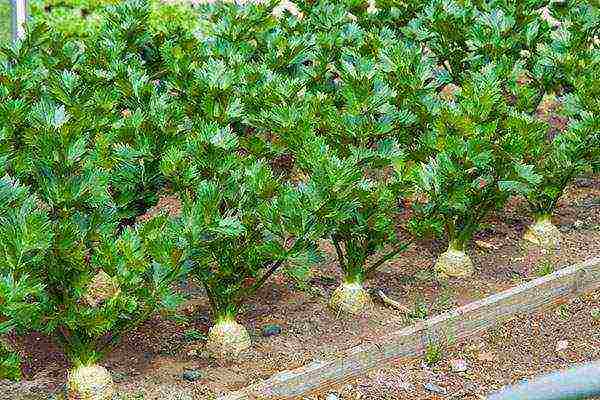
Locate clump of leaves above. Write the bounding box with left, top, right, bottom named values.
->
left=555, top=304, right=570, bottom=320
left=80, top=0, right=190, bottom=220
left=161, top=129, right=317, bottom=358
left=407, top=0, right=554, bottom=91
left=535, top=259, right=554, bottom=277
left=28, top=0, right=118, bottom=39
left=591, top=307, right=600, bottom=321
left=183, top=329, right=206, bottom=342
left=0, top=339, right=21, bottom=381
left=410, top=296, right=429, bottom=320
left=424, top=339, right=443, bottom=366
left=3, top=0, right=187, bottom=221
left=0, top=25, right=187, bottom=398
left=0, top=2, right=10, bottom=45
left=412, top=66, right=537, bottom=277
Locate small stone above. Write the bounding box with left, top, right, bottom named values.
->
left=326, top=393, right=340, bottom=400
left=111, top=371, right=128, bottom=383
left=556, top=340, right=569, bottom=352
left=424, top=382, right=447, bottom=395
left=449, top=358, right=468, bottom=372
left=262, top=323, right=283, bottom=337
left=182, top=369, right=202, bottom=382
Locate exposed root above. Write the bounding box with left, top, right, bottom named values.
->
left=372, top=289, right=411, bottom=314
left=67, top=364, right=114, bottom=400
left=329, top=281, right=371, bottom=315
left=206, top=319, right=251, bottom=360
left=523, top=217, right=561, bottom=249
left=435, top=248, right=474, bottom=278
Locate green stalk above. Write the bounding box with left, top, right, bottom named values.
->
left=236, top=259, right=284, bottom=301
left=331, top=235, right=347, bottom=274
left=364, top=242, right=408, bottom=278
left=533, top=213, right=552, bottom=224
left=343, top=272, right=364, bottom=285
left=448, top=238, right=466, bottom=252
left=61, top=331, right=100, bottom=367
left=343, top=239, right=367, bottom=285
left=214, top=305, right=237, bottom=325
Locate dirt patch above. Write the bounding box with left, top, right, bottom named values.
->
left=309, top=291, right=600, bottom=400
left=2, top=179, right=599, bottom=400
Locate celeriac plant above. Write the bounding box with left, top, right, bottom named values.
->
left=161, top=123, right=317, bottom=359
left=412, top=66, right=538, bottom=277
left=294, top=135, right=408, bottom=315
left=270, top=2, right=433, bottom=315
left=274, top=3, right=417, bottom=314
left=160, top=11, right=317, bottom=354
left=503, top=0, right=600, bottom=248
left=0, top=31, right=186, bottom=398
left=503, top=109, right=596, bottom=248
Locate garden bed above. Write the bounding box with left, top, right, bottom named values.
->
left=1, top=0, right=599, bottom=399
left=302, top=290, right=600, bottom=400
left=3, top=178, right=600, bottom=400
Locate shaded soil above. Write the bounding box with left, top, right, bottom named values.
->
left=2, top=178, right=600, bottom=400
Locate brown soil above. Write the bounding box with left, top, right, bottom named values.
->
left=310, top=290, right=600, bottom=400
left=2, top=179, right=600, bottom=400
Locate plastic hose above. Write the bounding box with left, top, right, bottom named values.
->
left=487, top=361, right=600, bottom=400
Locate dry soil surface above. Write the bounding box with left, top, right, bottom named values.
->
left=2, top=179, right=600, bottom=400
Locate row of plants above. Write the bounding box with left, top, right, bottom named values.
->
left=0, top=0, right=198, bottom=45
left=1, top=0, right=598, bottom=398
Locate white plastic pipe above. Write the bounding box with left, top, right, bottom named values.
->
left=11, top=0, right=27, bottom=43
left=488, top=361, right=600, bottom=400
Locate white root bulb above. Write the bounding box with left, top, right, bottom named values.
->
left=67, top=364, right=114, bottom=400
left=435, top=248, right=474, bottom=278
left=206, top=319, right=251, bottom=360
left=329, top=281, right=371, bottom=315
left=523, top=217, right=561, bottom=249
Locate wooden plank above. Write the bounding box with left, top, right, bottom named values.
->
left=220, top=257, right=600, bottom=400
